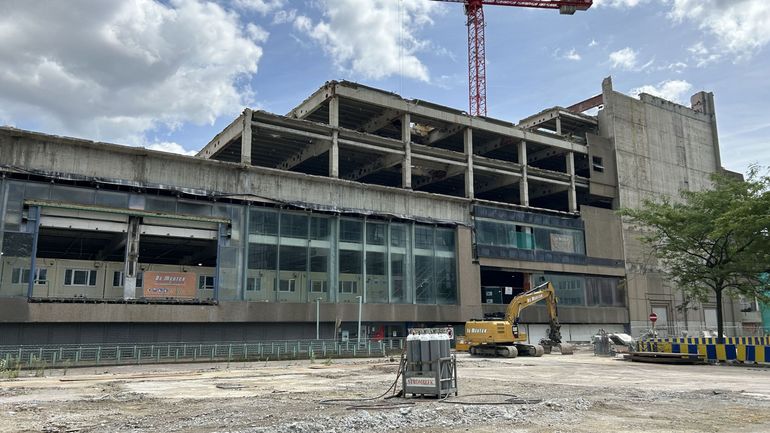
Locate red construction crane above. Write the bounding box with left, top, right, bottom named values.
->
left=431, top=1, right=593, bottom=116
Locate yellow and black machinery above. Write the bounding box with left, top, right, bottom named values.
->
left=464, top=281, right=574, bottom=358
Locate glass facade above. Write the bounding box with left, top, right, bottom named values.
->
left=475, top=218, right=585, bottom=255
left=533, top=273, right=625, bottom=307
left=245, top=209, right=457, bottom=305
left=0, top=179, right=459, bottom=304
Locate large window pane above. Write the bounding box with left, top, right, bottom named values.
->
left=415, top=255, right=434, bottom=304
left=340, top=220, right=362, bottom=243
left=366, top=222, right=386, bottom=245
left=280, top=213, right=308, bottom=239
left=249, top=209, right=278, bottom=235
left=366, top=251, right=387, bottom=303
left=278, top=245, right=307, bottom=302
left=390, top=253, right=406, bottom=303
left=435, top=256, right=456, bottom=304
left=309, top=247, right=330, bottom=301
left=310, top=217, right=330, bottom=240
left=246, top=243, right=277, bottom=301
left=338, top=250, right=362, bottom=301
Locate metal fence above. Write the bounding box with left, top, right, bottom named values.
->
left=0, top=338, right=406, bottom=370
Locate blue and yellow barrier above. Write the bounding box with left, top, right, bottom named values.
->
left=637, top=337, right=770, bottom=364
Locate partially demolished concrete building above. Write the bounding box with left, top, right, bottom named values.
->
left=0, top=77, right=754, bottom=344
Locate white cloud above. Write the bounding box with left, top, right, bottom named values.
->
left=609, top=47, right=638, bottom=70
left=688, top=42, right=721, bottom=67
left=145, top=141, right=197, bottom=156
left=233, top=0, right=285, bottom=15
left=292, top=0, right=442, bottom=82
left=593, top=0, right=650, bottom=7
left=588, top=39, right=598, bottom=48
left=563, top=48, right=582, bottom=61
left=0, top=0, right=263, bottom=145
left=669, top=0, right=770, bottom=61
left=630, top=79, right=693, bottom=104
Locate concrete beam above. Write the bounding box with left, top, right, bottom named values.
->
left=567, top=151, right=577, bottom=213
left=329, top=96, right=339, bottom=178
left=358, top=108, right=402, bottom=133
left=527, top=147, right=566, bottom=164
left=241, top=108, right=253, bottom=165
left=402, top=113, right=411, bottom=189
left=464, top=128, right=474, bottom=199
left=530, top=184, right=568, bottom=200
left=286, top=84, right=333, bottom=119
left=425, top=123, right=464, bottom=146
left=342, top=154, right=402, bottom=181
left=476, top=175, right=519, bottom=195
left=276, top=140, right=331, bottom=171
left=518, top=141, right=529, bottom=207
left=332, top=82, right=588, bottom=154
left=197, top=112, right=244, bottom=159
left=473, top=137, right=504, bottom=156
left=412, top=165, right=464, bottom=189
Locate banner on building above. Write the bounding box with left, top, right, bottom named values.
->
left=143, top=271, right=197, bottom=298
left=550, top=233, right=574, bottom=253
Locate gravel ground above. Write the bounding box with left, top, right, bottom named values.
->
left=1, top=350, right=769, bottom=433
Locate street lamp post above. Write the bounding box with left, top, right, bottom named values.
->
left=356, top=295, right=363, bottom=346
left=315, top=297, right=322, bottom=340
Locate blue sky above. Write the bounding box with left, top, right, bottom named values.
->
left=1, top=0, right=768, bottom=174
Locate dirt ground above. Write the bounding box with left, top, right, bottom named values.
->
left=1, top=349, right=770, bottom=433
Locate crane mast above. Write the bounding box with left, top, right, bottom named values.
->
left=431, top=0, right=593, bottom=117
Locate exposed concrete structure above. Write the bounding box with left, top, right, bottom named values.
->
left=0, top=78, right=749, bottom=345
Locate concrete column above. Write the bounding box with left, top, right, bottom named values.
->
left=123, top=217, right=140, bottom=299
left=555, top=117, right=562, bottom=135
left=241, top=108, right=253, bottom=165
left=329, top=96, right=340, bottom=178
left=518, top=140, right=529, bottom=206
left=567, top=151, right=577, bottom=213
left=402, top=113, right=412, bottom=189
left=464, top=127, right=474, bottom=198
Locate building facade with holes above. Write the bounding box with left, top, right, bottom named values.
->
left=0, top=77, right=750, bottom=345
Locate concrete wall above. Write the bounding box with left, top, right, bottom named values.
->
left=0, top=128, right=471, bottom=226
left=581, top=205, right=623, bottom=261
left=600, top=78, right=740, bottom=335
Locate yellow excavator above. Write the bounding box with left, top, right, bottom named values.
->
left=464, top=281, right=574, bottom=358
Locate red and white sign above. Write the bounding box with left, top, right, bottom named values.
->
left=649, top=312, right=658, bottom=323
left=143, top=271, right=196, bottom=299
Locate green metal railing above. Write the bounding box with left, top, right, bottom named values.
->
left=0, top=338, right=405, bottom=370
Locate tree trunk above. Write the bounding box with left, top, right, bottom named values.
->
left=715, top=288, right=724, bottom=343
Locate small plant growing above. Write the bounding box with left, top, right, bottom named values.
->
left=31, top=355, right=47, bottom=377
left=62, top=359, right=72, bottom=376
left=323, top=357, right=333, bottom=367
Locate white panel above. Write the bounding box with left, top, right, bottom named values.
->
left=40, top=208, right=128, bottom=223
left=142, top=216, right=217, bottom=230
left=40, top=216, right=127, bottom=233
left=139, top=225, right=217, bottom=240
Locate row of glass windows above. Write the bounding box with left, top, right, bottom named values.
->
left=475, top=218, right=585, bottom=255
left=533, top=274, right=626, bottom=307
left=245, top=209, right=457, bottom=304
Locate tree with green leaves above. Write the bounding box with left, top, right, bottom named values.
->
left=620, top=166, right=770, bottom=339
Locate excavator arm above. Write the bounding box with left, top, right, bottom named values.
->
left=504, top=282, right=564, bottom=345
